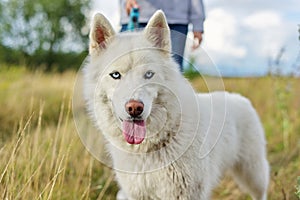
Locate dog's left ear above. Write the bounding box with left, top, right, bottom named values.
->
left=89, top=13, right=116, bottom=56
left=144, top=10, right=171, bottom=56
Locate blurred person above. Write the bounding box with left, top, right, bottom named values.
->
left=120, top=0, right=205, bottom=71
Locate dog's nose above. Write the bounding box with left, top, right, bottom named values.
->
left=125, top=100, right=144, bottom=117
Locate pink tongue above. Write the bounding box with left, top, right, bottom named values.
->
left=122, top=120, right=146, bottom=144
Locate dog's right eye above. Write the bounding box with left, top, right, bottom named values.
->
left=109, top=71, right=121, bottom=79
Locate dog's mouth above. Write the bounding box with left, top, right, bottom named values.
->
left=122, top=119, right=146, bottom=145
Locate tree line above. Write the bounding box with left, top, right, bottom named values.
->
left=0, top=0, right=90, bottom=71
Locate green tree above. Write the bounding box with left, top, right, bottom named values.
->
left=0, top=0, right=90, bottom=71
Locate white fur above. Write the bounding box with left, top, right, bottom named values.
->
left=83, top=10, right=269, bottom=200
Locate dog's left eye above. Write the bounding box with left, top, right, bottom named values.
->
left=109, top=71, right=121, bottom=79
left=144, top=70, right=155, bottom=79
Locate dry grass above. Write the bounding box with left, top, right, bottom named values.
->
left=0, top=67, right=299, bottom=199
left=0, top=67, right=118, bottom=199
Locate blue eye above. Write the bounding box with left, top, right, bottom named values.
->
left=144, top=70, right=155, bottom=79
left=110, top=71, right=121, bottom=79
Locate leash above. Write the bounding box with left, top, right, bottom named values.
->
left=127, top=7, right=139, bottom=31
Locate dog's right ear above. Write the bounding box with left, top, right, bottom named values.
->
left=89, top=13, right=115, bottom=56
left=144, top=10, right=171, bottom=56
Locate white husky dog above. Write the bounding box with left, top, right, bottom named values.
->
left=83, top=10, right=269, bottom=200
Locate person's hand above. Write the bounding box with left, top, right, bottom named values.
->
left=126, top=0, right=139, bottom=15
left=192, top=31, right=203, bottom=50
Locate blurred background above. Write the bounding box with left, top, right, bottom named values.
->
left=0, top=0, right=300, bottom=199
left=0, top=0, right=299, bottom=75
left=0, top=0, right=90, bottom=72
left=93, top=0, right=300, bottom=77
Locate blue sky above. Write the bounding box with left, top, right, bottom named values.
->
left=90, top=0, right=300, bottom=77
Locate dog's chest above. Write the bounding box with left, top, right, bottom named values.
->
left=116, top=163, right=193, bottom=199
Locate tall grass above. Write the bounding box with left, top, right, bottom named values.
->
left=296, top=176, right=300, bottom=199
left=0, top=67, right=118, bottom=199
left=0, top=67, right=299, bottom=199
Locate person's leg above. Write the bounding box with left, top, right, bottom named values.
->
left=168, top=24, right=188, bottom=72
left=120, top=24, right=128, bottom=32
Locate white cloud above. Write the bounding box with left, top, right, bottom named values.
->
left=202, top=8, right=247, bottom=59
left=205, top=0, right=300, bottom=16
left=90, top=0, right=120, bottom=30
left=242, top=11, right=287, bottom=58
left=243, top=11, right=282, bottom=30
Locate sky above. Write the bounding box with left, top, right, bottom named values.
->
left=90, top=0, right=300, bottom=77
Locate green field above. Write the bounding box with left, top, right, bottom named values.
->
left=0, top=67, right=299, bottom=199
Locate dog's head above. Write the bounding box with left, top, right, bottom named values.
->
left=84, top=11, right=194, bottom=149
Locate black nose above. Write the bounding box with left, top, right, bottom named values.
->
left=125, top=100, right=144, bottom=117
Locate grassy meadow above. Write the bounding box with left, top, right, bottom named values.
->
left=0, top=67, right=299, bottom=199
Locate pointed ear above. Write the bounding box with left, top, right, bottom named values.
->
left=89, top=13, right=115, bottom=56
left=144, top=10, right=171, bottom=55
